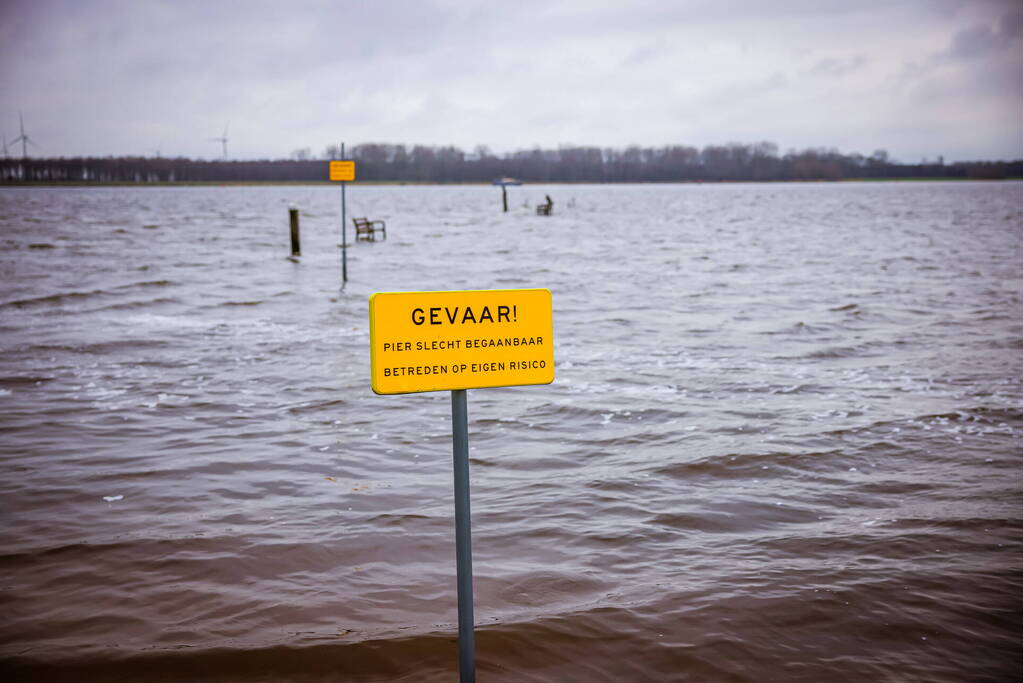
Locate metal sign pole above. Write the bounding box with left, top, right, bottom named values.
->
left=341, top=142, right=348, bottom=285
left=450, top=389, right=476, bottom=683
left=368, top=289, right=554, bottom=678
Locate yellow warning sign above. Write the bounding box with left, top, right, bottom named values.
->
left=369, top=289, right=554, bottom=395
left=329, top=160, right=355, bottom=181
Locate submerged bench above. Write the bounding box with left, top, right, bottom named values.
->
left=536, top=196, right=553, bottom=216
left=353, top=217, right=386, bottom=241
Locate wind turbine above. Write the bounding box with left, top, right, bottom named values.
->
left=210, top=122, right=229, bottom=159
left=10, top=112, right=39, bottom=159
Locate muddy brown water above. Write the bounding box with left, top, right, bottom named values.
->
left=1, top=182, right=1021, bottom=681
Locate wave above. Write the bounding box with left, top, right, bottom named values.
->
left=19, top=338, right=172, bottom=354
left=802, top=340, right=890, bottom=359
left=1, top=289, right=105, bottom=309
left=651, top=448, right=848, bottom=481
left=0, top=374, right=54, bottom=387
left=0, top=603, right=748, bottom=683
left=0, top=280, right=174, bottom=310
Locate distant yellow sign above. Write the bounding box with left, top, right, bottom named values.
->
left=369, top=289, right=554, bottom=395
left=329, top=160, right=355, bottom=181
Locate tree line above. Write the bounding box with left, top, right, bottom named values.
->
left=2, top=141, right=1020, bottom=183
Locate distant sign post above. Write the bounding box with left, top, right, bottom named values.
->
left=369, top=288, right=554, bottom=683
left=329, top=152, right=355, bottom=285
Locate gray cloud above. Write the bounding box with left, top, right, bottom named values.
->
left=806, top=55, right=869, bottom=78
left=1, top=0, right=1021, bottom=161
left=942, top=9, right=1023, bottom=61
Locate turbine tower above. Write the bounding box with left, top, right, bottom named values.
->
left=210, top=122, right=229, bottom=159
left=9, top=112, right=38, bottom=159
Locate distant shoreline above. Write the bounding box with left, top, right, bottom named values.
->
left=2, top=177, right=1019, bottom=188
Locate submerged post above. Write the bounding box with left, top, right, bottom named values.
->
left=289, top=207, right=301, bottom=256
left=502, top=184, right=508, bottom=213
left=451, top=388, right=476, bottom=683
left=341, top=142, right=348, bottom=285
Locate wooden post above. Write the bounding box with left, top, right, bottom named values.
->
left=502, top=185, right=508, bottom=213
left=289, top=208, right=301, bottom=256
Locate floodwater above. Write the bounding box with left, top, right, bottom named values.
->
left=1, top=181, right=1021, bottom=682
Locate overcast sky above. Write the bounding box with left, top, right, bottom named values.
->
left=0, top=0, right=1020, bottom=162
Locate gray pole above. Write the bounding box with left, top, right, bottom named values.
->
left=341, top=142, right=348, bottom=285
left=450, top=389, right=476, bottom=683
